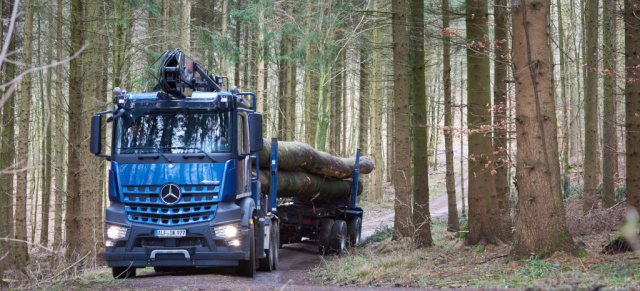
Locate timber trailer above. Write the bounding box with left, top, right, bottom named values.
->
left=89, top=49, right=363, bottom=279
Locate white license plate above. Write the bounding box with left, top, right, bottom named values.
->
left=155, top=229, right=187, bottom=238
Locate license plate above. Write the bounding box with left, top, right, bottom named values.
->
left=155, top=229, right=186, bottom=238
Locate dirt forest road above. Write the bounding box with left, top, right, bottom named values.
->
left=110, top=146, right=469, bottom=290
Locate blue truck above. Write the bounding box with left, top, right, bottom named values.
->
left=90, top=49, right=362, bottom=279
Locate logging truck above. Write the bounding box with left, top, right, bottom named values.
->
left=89, top=49, right=366, bottom=279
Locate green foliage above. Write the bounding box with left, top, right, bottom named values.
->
left=360, top=225, right=393, bottom=246
left=476, top=246, right=484, bottom=253
left=519, top=256, right=560, bottom=279
left=563, top=183, right=583, bottom=200
left=578, top=250, right=588, bottom=258
left=560, top=233, right=568, bottom=240
left=616, top=184, right=626, bottom=202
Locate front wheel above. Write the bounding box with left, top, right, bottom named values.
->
left=259, top=222, right=277, bottom=272
left=236, top=224, right=256, bottom=277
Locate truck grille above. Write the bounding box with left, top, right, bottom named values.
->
left=122, top=185, right=219, bottom=226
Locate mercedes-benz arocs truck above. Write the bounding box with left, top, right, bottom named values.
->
left=90, top=49, right=364, bottom=279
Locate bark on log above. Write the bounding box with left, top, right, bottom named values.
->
left=258, top=139, right=374, bottom=179
left=258, top=169, right=363, bottom=200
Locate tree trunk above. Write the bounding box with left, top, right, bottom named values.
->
left=391, top=0, right=411, bottom=238
left=512, top=0, right=577, bottom=259
left=0, top=0, right=16, bottom=273
left=259, top=170, right=362, bottom=201
left=370, top=0, right=384, bottom=201
left=409, top=0, right=432, bottom=247
left=358, top=40, right=370, bottom=157
left=625, top=0, right=640, bottom=213
left=460, top=60, right=466, bottom=218
left=40, top=6, right=54, bottom=246
left=220, top=0, right=228, bottom=76
left=52, top=0, right=65, bottom=255
left=278, top=39, right=287, bottom=140
left=602, top=0, right=617, bottom=208
left=583, top=0, right=600, bottom=212
left=442, top=0, right=459, bottom=233
left=256, top=4, right=265, bottom=116
left=465, top=0, right=498, bottom=245
left=66, top=0, right=84, bottom=259
left=15, top=0, right=35, bottom=267
left=493, top=0, right=511, bottom=242
left=258, top=139, right=373, bottom=178
left=180, top=0, right=192, bottom=54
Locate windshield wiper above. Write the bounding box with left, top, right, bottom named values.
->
left=118, top=147, right=173, bottom=162
left=164, top=146, right=217, bottom=162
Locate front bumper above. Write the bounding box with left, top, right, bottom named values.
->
left=104, top=202, right=249, bottom=268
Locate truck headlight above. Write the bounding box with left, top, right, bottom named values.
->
left=213, top=224, right=239, bottom=239
left=105, top=224, right=128, bottom=240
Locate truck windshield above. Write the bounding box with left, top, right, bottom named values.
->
left=115, top=109, right=232, bottom=154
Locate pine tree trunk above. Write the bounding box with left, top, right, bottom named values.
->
left=0, top=0, right=16, bottom=273
left=40, top=7, right=54, bottom=246
left=256, top=4, right=265, bottom=115
left=370, top=0, right=384, bottom=201
left=278, top=39, right=287, bottom=140
left=358, top=41, right=369, bottom=157
left=556, top=0, right=570, bottom=181
left=52, top=0, right=65, bottom=255
left=625, top=0, right=640, bottom=213
left=465, top=0, right=498, bottom=245
left=442, top=0, right=459, bottom=233
left=602, top=0, right=617, bottom=208
left=459, top=60, right=466, bottom=218
left=391, top=0, right=411, bottom=238
left=493, top=0, right=511, bottom=241
left=15, top=0, right=34, bottom=267
left=409, top=0, right=432, bottom=247
left=583, top=0, right=600, bottom=212
left=220, top=0, right=228, bottom=75
left=180, top=0, right=191, bottom=54
left=66, top=0, right=84, bottom=259
left=512, top=0, right=577, bottom=259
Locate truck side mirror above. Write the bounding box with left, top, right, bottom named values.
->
left=90, top=115, right=102, bottom=155
left=249, top=113, right=263, bottom=153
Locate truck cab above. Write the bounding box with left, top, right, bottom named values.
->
left=90, top=50, right=278, bottom=278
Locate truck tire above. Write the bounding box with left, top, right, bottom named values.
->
left=273, top=222, right=279, bottom=270
left=259, top=222, right=276, bottom=272
left=318, top=219, right=334, bottom=255
left=330, top=220, right=348, bottom=255
left=347, top=217, right=362, bottom=247
left=236, top=224, right=256, bottom=277
left=112, top=266, right=136, bottom=279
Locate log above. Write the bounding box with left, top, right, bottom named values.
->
left=258, top=139, right=374, bottom=179
left=258, top=169, right=363, bottom=200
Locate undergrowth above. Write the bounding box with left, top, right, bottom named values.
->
left=308, top=218, right=640, bottom=289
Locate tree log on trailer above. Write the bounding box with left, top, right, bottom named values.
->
left=258, top=170, right=363, bottom=200
left=258, top=139, right=374, bottom=179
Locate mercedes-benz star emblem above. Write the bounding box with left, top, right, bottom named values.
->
left=160, top=183, right=181, bottom=205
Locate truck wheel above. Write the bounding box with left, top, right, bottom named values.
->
left=112, top=266, right=136, bottom=279
left=259, top=223, right=275, bottom=272
left=272, top=222, right=279, bottom=270
left=330, top=220, right=348, bottom=255
left=347, top=217, right=362, bottom=247
left=318, top=219, right=334, bottom=255
left=236, top=224, right=256, bottom=277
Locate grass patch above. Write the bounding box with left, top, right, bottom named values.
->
left=308, top=219, right=640, bottom=289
